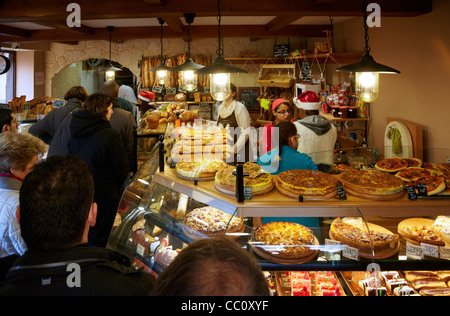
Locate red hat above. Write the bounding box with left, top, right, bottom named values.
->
left=272, top=98, right=287, bottom=111
left=296, top=91, right=320, bottom=110
left=138, top=90, right=155, bottom=103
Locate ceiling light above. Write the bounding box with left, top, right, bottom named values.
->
left=195, top=0, right=247, bottom=101
left=335, top=0, right=399, bottom=103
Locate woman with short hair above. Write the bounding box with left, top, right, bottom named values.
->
left=0, top=132, right=47, bottom=257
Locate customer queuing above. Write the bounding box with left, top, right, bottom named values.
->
left=0, top=132, right=47, bottom=258
left=153, top=237, right=270, bottom=296
left=0, top=155, right=155, bottom=295
left=0, top=109, right=20, bottom=133
left=29, top=86, right=88, bottom=145
left=67, top=93, right=129, bottom=247
left=100, top=80, right=137, bottom=173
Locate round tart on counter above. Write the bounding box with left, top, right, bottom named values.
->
left=182, top=206, right=245, bottom=240
left=175, top=159, right=227, bottom=181
left=329, top=217, right=400, bottom=259
left=375, top=157, right=408, bottom=172
left=275, top=169, right=338, bottom=200
left=214, top=162, right=274, bottom=196
left=250, top=221, right=319, bottom=264
left=339, top=169, right=405, bottom=200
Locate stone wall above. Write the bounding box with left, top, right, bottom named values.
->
left=44, top=37, right=305, bottom=96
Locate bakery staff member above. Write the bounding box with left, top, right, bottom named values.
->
left=261, top=98, right=292, bottom=155
left=217, top=84, right=255, bottom=162
left=293, top=91, right=337, bottom=173
left=137, top=91, right=156, bottom=115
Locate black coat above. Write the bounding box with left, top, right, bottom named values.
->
left=0, top=245, right=155, bottom=296
left=68, top=110, right=129, bottom=247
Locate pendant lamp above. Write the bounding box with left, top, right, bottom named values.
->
left=103, top=26, right=121, bottom=81
left=195, top=0, right=247, bottom=101
left=335, top=0, right=399, bottom=103
left=171, top=13, right=204, bottom=92
left=149, top=18, right=172, bottom=86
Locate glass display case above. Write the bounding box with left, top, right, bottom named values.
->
left=107, top=139, right=450, bottom=296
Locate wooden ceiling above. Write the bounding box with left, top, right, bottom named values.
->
left=0, top=0, right=432, bottom=45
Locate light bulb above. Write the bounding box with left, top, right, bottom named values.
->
left=181, top=70, right=197, bottom=92
left=156, top=70, right=168, bottom=85
left=105, top=70, right=115, bottom=81
left=356, top=72, right=379, bottom=103
left=210, top=73, right=230, bottom=101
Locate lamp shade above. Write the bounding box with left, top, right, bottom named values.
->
left=171, top=58, right=205, bottom=72
left=196, top=56, right=247, bottom=75
left=336, top=53, right=400, bottom=74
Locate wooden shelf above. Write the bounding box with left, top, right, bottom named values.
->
left=226, top=53, right=362, bottom=65
left=153, top=167, right=450, bottom=219
left=320, top=112, right=370, bottom=122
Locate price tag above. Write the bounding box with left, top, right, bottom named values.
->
left=417, top=183, right=428, bottom=196
left=342, top=246, right=359, bottom=261
left=440, top=246, right=450, bottom=260
left=166, top=87, right=177, bottom=94
left=336, top=185, right=347, bottom=200
left=323, top=239, right=342, bottom=261
left=421, top=243, right=439, bottom=258
left=406, top=242, right=424, bottom=260
left=244, top=186, right=252, bottom=200
left=406, top=185, right=418, bottom=200
left=136, top=244, right=145, bottom=257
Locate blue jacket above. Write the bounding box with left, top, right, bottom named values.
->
left=257, top=145, right=317, bottom=175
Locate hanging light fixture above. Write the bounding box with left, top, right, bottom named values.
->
left=335, top=0, right=399, bottom=103
left=195, top=0, right=247, bottom=101
left=103, top=26, right=121, bottom=81
left=149, top=18, right=172, bottom=86
left=171, top=13, right=204, bottom=92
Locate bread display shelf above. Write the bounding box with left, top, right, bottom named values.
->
left=152, top=166, right=450, bottom=218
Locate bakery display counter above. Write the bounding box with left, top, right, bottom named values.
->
left=107, top=141, right=450, bottom=296
left=152, top=165, right=450, bottom=218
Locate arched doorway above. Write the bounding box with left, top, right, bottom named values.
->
left=51, top=59, right=136, bottom=98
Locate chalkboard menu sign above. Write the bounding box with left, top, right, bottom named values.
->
left=238, top=87, right=259, bottom=113
left=273, top=44, right=290, bottom=58
left=301, top=60, right=311, bottom=83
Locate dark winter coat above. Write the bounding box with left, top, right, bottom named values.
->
left=68, top=110, right=129, bottom=247
left=0, top=245, right=155, bottom=296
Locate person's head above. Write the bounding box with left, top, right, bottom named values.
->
left=278, top=121, right=299, bottom=153
left=64, top=86, right=89, bottom=103
left=272, top=98, right=292, bottom=124
left=81, top=92, right=113, bottom=121
left=153, top=237, right=270, bottom=296
left=0, top=109, right=20, bottom=133
left=101, top=80, right=119, bottom=99
left=18, top=155, right=96, bottom=252
left=138, top=90, right=156, bottom=112
left=224, top=83, right=238, bottom=103
left=0, top=132, right=47, bottom=180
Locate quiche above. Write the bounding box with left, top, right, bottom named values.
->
left=252, top=221, right=316, bottom=260
left=214, top=162, right=274, bottom=196
left=175, top=159, right=227, bottom=180
left=339, top=169, right=404, bottom=199
left=330, top=217, right=400, bottom=256
left=276, top=169, right=338, bottom=199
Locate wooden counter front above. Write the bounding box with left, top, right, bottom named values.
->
left=152, top=167, right=450, bottom=218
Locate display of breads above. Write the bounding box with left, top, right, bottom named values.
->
left=7, top=95, right=58, bottom=120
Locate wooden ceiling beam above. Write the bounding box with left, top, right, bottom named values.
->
left=0, top=0, right=432, bottom=21
left=266, top=16, right=304, bottom=32
left=0, top=24, right=331, bottom=43
left=0, top=24, right=31, bottom=38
